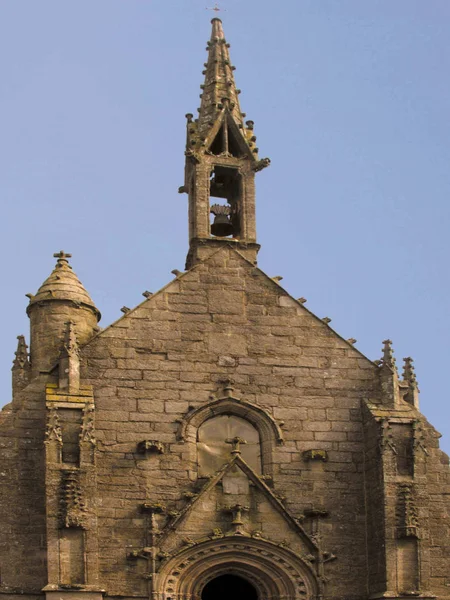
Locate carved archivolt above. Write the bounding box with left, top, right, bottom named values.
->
left=154, top=537, right=320, bottom=600
left=178, top=396, right=283, bottom=444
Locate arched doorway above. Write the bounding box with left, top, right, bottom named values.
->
left=155, top=537, right=320, bottom=600
left=202, top=574, right=258, bottom=600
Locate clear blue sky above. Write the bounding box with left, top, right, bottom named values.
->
left=1, top=1, right=449, bottom=454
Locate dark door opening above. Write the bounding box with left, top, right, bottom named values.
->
left=202, top=574, right=258, bottom=600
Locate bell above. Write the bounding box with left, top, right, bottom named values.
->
left=211, top=214, right=234, bottom=237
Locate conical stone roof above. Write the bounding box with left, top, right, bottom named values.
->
left=27, top=251, right=100, bottom=320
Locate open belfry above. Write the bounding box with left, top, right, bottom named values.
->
left=1, top=17, right=449, bottom=600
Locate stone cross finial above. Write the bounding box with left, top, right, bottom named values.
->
left=381, top=339, right=397, bottom=371
left=53, top=250, right=72, bottom=270
left=206, top=3, right=225, bottom=13
left=53, top=250, right=72, bottom=262
left=225, top=436, right=247, bottom=454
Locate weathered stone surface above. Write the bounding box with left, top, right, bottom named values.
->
left=1, top=17, right=449, bottom=600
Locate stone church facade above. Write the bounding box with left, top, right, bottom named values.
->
left=1, top=18, right=449, bottom=600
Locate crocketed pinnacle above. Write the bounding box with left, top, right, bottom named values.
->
left=60, top=320, right=79, bottom=358
left=197, top=18, right=243, bottom=136
left=402, top=357, right=418, bottom=388
left=381, top=339, right=397, bottom=371
left=12, top=335, right=30, bottom=370
left=27, top=251, right=100, bottom=321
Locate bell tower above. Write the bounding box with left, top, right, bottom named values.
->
left=181, top=18, right=270, bottom=269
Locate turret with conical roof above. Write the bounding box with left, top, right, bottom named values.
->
left=26, top=251, right=100, bottom=376
left=181, top=19, right=270, bottom=269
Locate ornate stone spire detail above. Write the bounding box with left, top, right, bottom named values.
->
left=12, top=335, right=31, bottom=395
left=197, top=18, right=244, bottom=137
left=182, top=20, right=270, bottom=269
left=379, top=340, right=400, bottom=407
left=61, top=320, right=79, bottom=358
left=12, top=335, right=30, bottom=370
left=381, top=339, right=397, bottom=372
left=402, top=357, right=418, bottom=388
left=402, top=357, right=419, bottom=409
left=58, top=320, right=80, bottom=393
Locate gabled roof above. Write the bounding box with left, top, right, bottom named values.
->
left=83, top=244, right=375, bottom=367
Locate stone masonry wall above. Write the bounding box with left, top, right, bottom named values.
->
left=81, top=247, right=381, bottom=600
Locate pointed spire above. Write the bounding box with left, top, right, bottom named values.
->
left=381, top=339, right=397, bottom=371
left=12, top=335, right=31, bottom=396
left=197, top=19, right=243, bottom=136
left=379, top=340, right=400, bottom=407
left=402, top=357, right=419, bottom=409
left=12, top=335, right=30, bottom=371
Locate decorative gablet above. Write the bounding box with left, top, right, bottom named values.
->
left=181, top=18, right=270, bottom=269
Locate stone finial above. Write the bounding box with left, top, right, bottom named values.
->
left=194, top=19, right=247, bottom=143
left=53, top=250, right=73, bottom=268
left=402, top=357, right=418, bottom=388
left=402, top=357, right=420, bottom=408
left=142, top=291, right=153, bottom=298
left=12, top=334, right=31, bottom=395
left=59, top=321, right=80, bottom=393
left=381, top=339, right=397, bottom=371
left=60, top=321, right=79, bottom=358
left=120, top=306, right=131, bottom=314
left=12, top=335, right=30, bottom=371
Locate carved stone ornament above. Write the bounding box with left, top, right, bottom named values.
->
left=378, top=418, right=397, bottom=454
left=302, top=449, right=328, bottom=463
left=59, top=470, right=86, bottom=528
left=45, top=406, right=62, bottom=444
left=412, top=420, right=428, bottom=456
left=396, top=483, right=419, bottom=538
left=80, top=403, right=96, bottom=445
left=141, top=502, right=166, bottom=514
left=137, top=440, right=165, bottom=455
